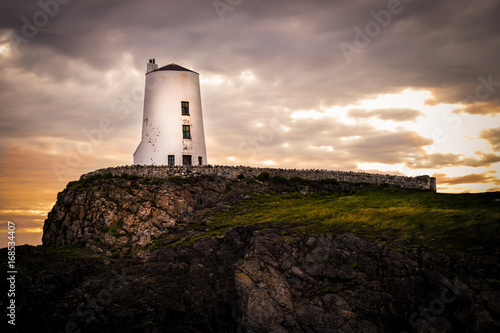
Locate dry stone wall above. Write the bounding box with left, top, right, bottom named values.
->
left=83, top=165, right=437, bottom=191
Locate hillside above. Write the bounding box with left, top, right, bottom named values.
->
left=2, top=167, right=500, bottom=332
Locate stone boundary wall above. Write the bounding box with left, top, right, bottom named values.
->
left=83, top=165, right=437, bottom=192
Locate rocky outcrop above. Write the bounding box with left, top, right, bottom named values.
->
left=42, top=171, right=364, bottom=255
left=43, top=172, right=233, bottom=253
left=4, top=229, right=499, bottom=333
left=20, top=168, right=498, bottom=332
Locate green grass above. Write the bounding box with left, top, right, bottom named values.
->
left=206, top=186, right=500, bottom=260
left=257, top=171, right=270, bottom=181
left=65, top=174, right=499, bottom=262
left=70, top=174, right=104, bottom=192
left=39, top=244, right=97, bottom=260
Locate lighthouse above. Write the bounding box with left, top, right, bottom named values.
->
left=133, top=60, right=208, bottom=166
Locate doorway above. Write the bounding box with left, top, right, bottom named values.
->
left=182, top=155, right=192, bottom=166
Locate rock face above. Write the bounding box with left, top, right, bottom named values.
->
left=5, top=230, right=500, bottom=333
left=42, top=171, right=364, bottom=255
left=43, top=173, right=233, bottom=254
left=18, top=168, right=497, bottom=332
left=232, top=232, right=497, bottom=333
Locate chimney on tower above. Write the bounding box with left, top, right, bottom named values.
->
left=147, top=58, right=158, bottom=73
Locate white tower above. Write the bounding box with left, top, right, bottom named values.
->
left=134, top=60, right=208, bottom=166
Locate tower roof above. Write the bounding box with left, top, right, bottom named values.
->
left=149, top=63, right=198, bottom=75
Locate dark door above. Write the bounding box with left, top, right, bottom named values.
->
left=182, top=155, right=192, bottom=166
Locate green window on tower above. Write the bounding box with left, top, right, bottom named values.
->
left=183, top=125, right=191, bottom=139
left=181, top=101, right=189, bottom=115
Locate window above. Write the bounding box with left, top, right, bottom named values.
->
left=182, top=125, right=191, bottom=139
left=183, top=155, right=192, bottom=166
left=168, top=155, right=175, bottom=166
left=198, top=156, right=203, bottom=165
left=181, top=101, right=189, bottom=115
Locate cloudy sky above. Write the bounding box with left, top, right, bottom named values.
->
left=1, top=0, right=499, bottom=246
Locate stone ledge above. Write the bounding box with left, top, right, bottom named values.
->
left=82, top=165, right=437, bottom=192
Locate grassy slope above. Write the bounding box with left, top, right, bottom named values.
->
left=68, top=174, right=499, bottom=262
left=207, top=186, right=500, bottom=261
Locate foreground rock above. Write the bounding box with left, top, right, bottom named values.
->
left=15, top=170, right=498, bottom=332
left=2, top=230, right=499, bottom=333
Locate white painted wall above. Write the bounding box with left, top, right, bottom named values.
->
left=133, top=63, right=207, bottom=166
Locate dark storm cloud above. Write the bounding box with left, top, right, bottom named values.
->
left=2, top=0, right=498, bottom=106
left=0, top=0, right=498, bottom=174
